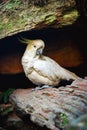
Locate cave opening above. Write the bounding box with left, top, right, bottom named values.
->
left=0, top=17, right=87, bottom=91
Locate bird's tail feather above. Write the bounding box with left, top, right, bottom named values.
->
left=63, top=68, right=79, bottom=81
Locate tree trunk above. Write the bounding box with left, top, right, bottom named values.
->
left=9, top=78, right=87, bottom=130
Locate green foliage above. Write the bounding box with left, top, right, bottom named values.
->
left=59, top=113, right=69, bottom=127
left=45, top=14, right=57, bottom=24
left=5, top=0, right=21, bottom=10
left=0, top=88, right=15, bottom=103
left=0, top=23, right=5, bottom=30
left=56, top=113, right=69, bottom=129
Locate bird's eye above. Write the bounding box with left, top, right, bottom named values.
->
left=34, top=45, right=36, bottom=48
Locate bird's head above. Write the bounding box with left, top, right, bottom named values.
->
left=20, top=38, right=45, bottom=56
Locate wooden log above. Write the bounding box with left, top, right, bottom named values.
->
left=9, top=78, right=87, bottom=130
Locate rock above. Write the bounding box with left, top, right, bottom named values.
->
left=9, top=78, right=87, bottom=129
left=0, top=0, right=78, bottom=39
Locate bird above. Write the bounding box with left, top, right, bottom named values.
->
left=21, top=38, right=79, bottom=89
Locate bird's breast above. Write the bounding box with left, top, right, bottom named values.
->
left=27, top=69, right=59, bottom=86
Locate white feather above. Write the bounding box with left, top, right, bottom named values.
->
left=21, top=39, right=79, bottom=86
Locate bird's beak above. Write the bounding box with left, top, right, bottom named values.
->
left=36, top=48, right=43, bottom=55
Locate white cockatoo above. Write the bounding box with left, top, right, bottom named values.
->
left=21, top=39, right=79, bottom=89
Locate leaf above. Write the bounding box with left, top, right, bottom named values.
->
left=0, top=88, right=15, bottom=103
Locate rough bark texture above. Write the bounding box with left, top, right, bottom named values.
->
left=9, top=78, right=87, bottom=130
left=0, top=0, right=78, bottom=39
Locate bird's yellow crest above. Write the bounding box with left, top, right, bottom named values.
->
left=19, top=37, right=33, bottom=44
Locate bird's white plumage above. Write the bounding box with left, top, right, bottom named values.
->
left=21, top=39, right=79, bottom=86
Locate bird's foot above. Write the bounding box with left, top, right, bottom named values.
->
left=40, top=85, right=54, bottom=89
left=32, top=85, right=54, bottom=91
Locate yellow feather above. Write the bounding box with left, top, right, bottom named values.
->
left=18, top=37, right=33, bottom=44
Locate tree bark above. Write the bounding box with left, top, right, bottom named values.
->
left=0, top=0, right=78, bottom=39
left=9, top=78, right=87, bottom=130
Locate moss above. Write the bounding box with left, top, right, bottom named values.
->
left=63, top=10, right=79, bottom=21
left=5, top=0, right=21, bottom=11
left=0, top=23, right=5, bottom=30
left=0, top=0, right=79, bottom=39
left=6, top=22, right=13, bottom=30
left=45, top=14, right=57, bottom=24
left=55, top=113, right=69, bottom=129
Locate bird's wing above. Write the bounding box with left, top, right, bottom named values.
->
left=33, top=56, right=62, bottom=81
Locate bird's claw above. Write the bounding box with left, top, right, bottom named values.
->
left=32, top=85, right=54, bottom=91
left=32, top=86, right=42, bottom=91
